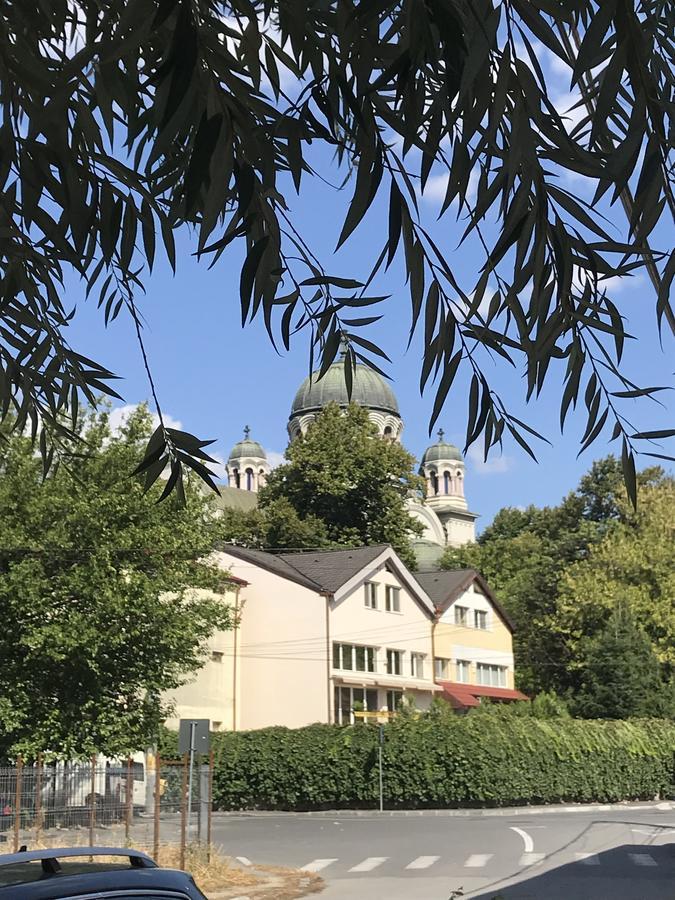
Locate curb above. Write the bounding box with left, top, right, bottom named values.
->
left=211, top=800, right=675, bottom=820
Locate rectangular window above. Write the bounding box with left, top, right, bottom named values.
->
left=334, top=686, right=379, bottom=724
left=386, top=649, right=403, bottom=676
left=474, top=610, right=488, bottom=630
left=385, top=586, right=401, bottom=612
left=434, top=657, right=449, bottom=679
left=210, top=651, right=224, bottom=662
left=456, top=660, right=470, bottom=683
left=364, top=582, right=378, bottom=609
left=410, top=652, right=425, bottom=679
left=476, top=663, right=507, bottom=687
left=454, top=605, right=469, bottom=626
left=386, top=690, right=403, bottom=713
left=333, top=643, right=376, bottom=673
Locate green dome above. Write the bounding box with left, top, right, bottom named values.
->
left=421, top=430, right=463, bottom=464
left=228, top=427, right=266, bottom=461
left=290, top=359, right=399, bottom=418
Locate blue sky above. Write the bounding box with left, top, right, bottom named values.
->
left=64, top=41, right=673, bottom=532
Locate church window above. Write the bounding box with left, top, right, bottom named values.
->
left=234, top=469, right=240, bottom=489
left=245, top=468, right=254, bottom=491
left=443, top=471, right=451, bottom=494
left=430, top=471, right=439, bottom=495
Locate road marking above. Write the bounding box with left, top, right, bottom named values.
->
left=575, top=852, right=600, bottom=865
left=510, top=826, right=534, bottom=853
left=405, top=856, right=440, bottom=869
left=519, top=852, right=545, bottom=866
left=629, top=853, right=658, bottom=867
left=235, top=857, right=252, bottom=867
left=464, top=854, right=493, bottom=868
left=349, top=856, right=388, bottom=872
left=301, top=859, right=338, bottom=872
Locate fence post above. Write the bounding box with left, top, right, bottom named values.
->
left=13, top=755, right=23, bottom=852
left=89, top=754, right=97, bottom=848
left=207, top=750, right=214, bottom=861
left=180, top=753, right=188, bottom=870
left=153, top=753, right=161, bottom=863
left=35, top=754, right=43, bottom=838
left=125, top=757, right=133, bottom=842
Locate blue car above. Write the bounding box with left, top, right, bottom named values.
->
left=0, top=846, right=209, bottom=899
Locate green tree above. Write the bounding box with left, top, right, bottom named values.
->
left=0, top=405, right=233, bottom=758
left=2, top=3, right=674, bottom=496
left=573, top=602, right=672, bottom=719
left=218, top=497, right=330, bottom=550
left=259, top=403, right=424, bottom=567
left=441, top=457, right=671, bottom=695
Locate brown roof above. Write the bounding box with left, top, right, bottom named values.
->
left=414, top=569, right=515, bottom=632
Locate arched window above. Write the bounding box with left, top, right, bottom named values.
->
left=245, top=468, right=254, bottom=491
left=234, top=469, right=240, bottom=489
left=430, top=471, right=439, bottom=495
left=383, top=425, right=393, bottom=439
left=443, top=471, right=451, bottom=494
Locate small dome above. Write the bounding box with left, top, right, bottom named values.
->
left=228, top=426, right=267, bottom=462
left=290, top=353, right=399, bottom=419
left=421, top=429, right=463, bottom=464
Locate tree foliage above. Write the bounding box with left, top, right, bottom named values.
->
left=218, top=497, right=330, bottom=550
left=0, top=405, right=233, bottom=758
left=2, top=1, right=674, bottom=499
left=259, top=403, right=424, bottom=566
left=441, top=456, right=673, bottom=698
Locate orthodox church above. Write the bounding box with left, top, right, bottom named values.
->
left=223, top=351, right=478, bottom=567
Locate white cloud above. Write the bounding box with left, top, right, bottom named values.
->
left=421, top=168, right=479, bottom=208
left=266, top=449, right=285, bottom=469
left=467, top=444, right=513, bottom=475
left=108, top=403, right=183, bottom=436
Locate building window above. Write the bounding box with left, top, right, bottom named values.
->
left=385, top=586, right=401, bottom=612
left=456, top=660, right=470, bottom=683
left=212, top=721, right=222, bottom=730
left=364, top=582, right=378, bottom=609
left=434, top=657, right=449, bottom=679
left=386, top=649, right=403, bottom=676
left=454, top=605, right=469, bottom=626
left=410, top=653, right=425, bottom=679
left=245, top=467, right=254, bottom=491
left=334, top=686, right=378, bottom=724
left=430, top=471, right=439, bottom=495
left=386, top=690, right=403, bottom=713
left=474, top=610, right=488, bottom=630
left=476, top=663, right=507, bottom=687
left=211, top=651, right=224, bottom=662
left=234, top=469, right=240, bottom=489
left=333, top=643, right=376, bottom=673
left=443, top=471, right=451, bottom=494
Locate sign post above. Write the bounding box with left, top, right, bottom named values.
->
left=178, top=719, right=210, bottom=840
left=378, top=725, right=384, bottom=813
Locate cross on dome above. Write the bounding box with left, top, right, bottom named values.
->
left=437, top=428, right=445, bottom=441
left=243, top=425, right=251, bottom=439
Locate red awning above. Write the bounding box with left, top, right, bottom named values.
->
left=438, top=681, right=529, bottom=709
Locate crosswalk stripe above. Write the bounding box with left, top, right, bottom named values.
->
left=405, top=855, right=440, bottom=869
left=464, top=854, right=493, bottom=868
left=235, top=857, right=252, bottom=867
left=301, top=858, right=338, bottom=872
left=519, top=852, right=545, bottom=867
left=629, top=853, right=658, bottom=867
left=575, top=852, right=600, bottom=865
left=349, top=856, right=388, bottom=872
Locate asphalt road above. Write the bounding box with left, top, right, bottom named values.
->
left=210, top=803, right=675, bottom=899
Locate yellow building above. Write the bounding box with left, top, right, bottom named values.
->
left=415, top=569, right=528, bottom=710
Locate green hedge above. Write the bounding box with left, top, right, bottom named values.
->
left=202, top=717, right=675, bottom=810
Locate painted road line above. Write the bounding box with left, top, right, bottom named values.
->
left=629, top=853, right=658, bottom=867
left=464, top=854, right=493, bottom=868
left=349, top=856, right=389, bottom=872
left=574, top=852, right=600, bottom=865
left=510, top=826, right=534, bottom=853
left=519, top=852, right=545, bottom=866
left=405, top=856, right=440, bottom=869
left=301, top=859, right=338, bottom=872
left=235, top=857, right=252, bottom=867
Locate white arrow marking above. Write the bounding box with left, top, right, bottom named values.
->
left=510, top=826, right=534, bottom=853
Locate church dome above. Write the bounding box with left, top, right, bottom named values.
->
left=421, top=431, right=463, bottom=464
left=228, top=427, right=267, bottom=461
left=290, top=358, right=399, bottom=419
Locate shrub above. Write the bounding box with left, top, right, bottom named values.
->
left=206, top=717, right=675, bottom=811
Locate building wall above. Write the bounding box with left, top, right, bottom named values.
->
left=218, top=551, right=329, bottom=731
left=164, top=586, right=239, bottom=732
left=433, top=582, right=514, bottom=688
left=444, top=515, right=477, bottom=546
left=330, top=564, right=436, bottom=720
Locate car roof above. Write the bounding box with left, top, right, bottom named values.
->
left=0, top=848, right=204, bottom=899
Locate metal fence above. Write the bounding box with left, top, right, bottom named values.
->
left=0, top=753, right=214, bottom=869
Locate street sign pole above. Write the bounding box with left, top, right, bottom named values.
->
left=186, top=721, right=196, bottom=839
left=179, top=719, right=209, bottom=841
left=378, top=725, right=384, bottom=813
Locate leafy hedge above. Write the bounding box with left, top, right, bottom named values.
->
left=197, top=717, right=675, bottom=810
